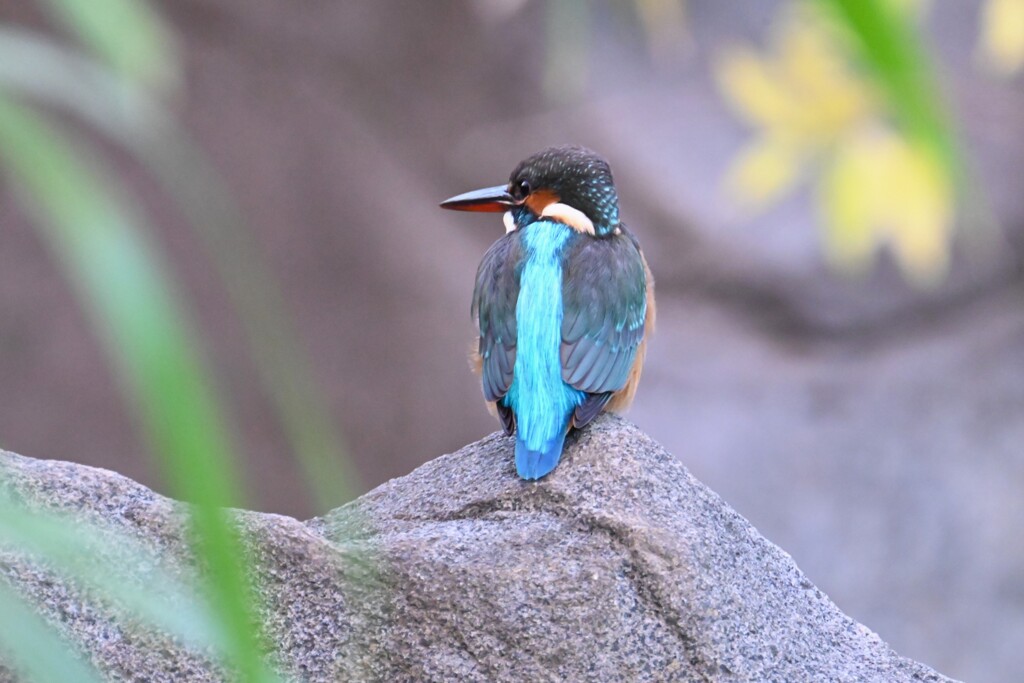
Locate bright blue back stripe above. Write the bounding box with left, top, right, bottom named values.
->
left=503, top=220, right=585, bottom=474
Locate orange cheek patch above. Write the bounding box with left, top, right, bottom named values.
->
left=524, top=189, right=560, bottom=216
left=525, top=189, right=596, bottom=234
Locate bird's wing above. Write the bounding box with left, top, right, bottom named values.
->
left=573, top=391, right=614, bottom=427
left=560, top=229, right=647, bottom=397
left=472, top=233, right=520, bottom=404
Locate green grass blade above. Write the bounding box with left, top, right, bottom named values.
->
left=149, top=140, right=361, bottom=509
left=819, top=0, right=958, bottom=171
left=0, top=96, right=278, bottom=683
left=39, top=0, right=177, bottom=92
left=544, top=0, right=590, bottom=100
left=0, top=493, right=225, bottom=654
left=0, top=28, right=359, bottom=509
left=0, top=583, right=106, bottom=683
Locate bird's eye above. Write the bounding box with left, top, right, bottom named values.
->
left=510, top=179, right=531, bottom=202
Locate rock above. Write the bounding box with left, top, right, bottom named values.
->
left=0, top=415, right=956, bottom=682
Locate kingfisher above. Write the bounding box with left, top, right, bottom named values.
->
left=441, top=145, right=654, bottom=481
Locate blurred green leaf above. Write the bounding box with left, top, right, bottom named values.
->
left=819, top=0, right=958, bottom=173
left=0, top=27, right=358, bottom=509
left=544, top=0, right=590, bottom=100
left=149, top=140, right=360, bottom=509
left=0, top=95, right=277, bottom=683
left=0, top=584, right=105, bottom=683
left=40, top=0, right=178, bottom=92
left=0, top=493, right=225, bottom=654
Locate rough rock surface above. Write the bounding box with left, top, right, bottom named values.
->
left=0, top=416, right=956, bottom=682
left=0, top=3, right=1019, bottom=678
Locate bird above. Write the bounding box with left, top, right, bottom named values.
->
left=441, top=145, right=654, bottom=480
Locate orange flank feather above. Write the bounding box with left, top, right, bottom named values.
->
left=608, top=248, right=655, bottom=413
left=469, top=342, right=500, bottom=418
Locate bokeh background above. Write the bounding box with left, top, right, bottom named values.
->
left=0, top=1, right=1022, bottom=681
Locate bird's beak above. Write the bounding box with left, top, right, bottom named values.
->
left=439, top=184, right=514, bottom=212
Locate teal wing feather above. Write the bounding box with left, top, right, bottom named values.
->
left=560, top=228, right=647, bottom=406
left=472, top=233, right=521, bottom=408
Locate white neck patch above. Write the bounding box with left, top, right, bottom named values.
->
left=540, top=202, right=595, bottom=235
left=502, top=211, right=516, bottom=234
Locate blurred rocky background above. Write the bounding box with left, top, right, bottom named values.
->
left=0, top=1, right=1020, bottom=681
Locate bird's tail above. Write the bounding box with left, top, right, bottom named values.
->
left=515, top=429, right=568, bottom=480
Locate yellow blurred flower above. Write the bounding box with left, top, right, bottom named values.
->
left=715, top=5, right=953, bottom=284
left=821, top=127, right=952, bottom=284
left=978, top=0, right=1024, bottom=75
left=716, top=11, right=876, bottom=206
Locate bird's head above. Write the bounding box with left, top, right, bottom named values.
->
left=441, top=145, right=620, bottom=236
